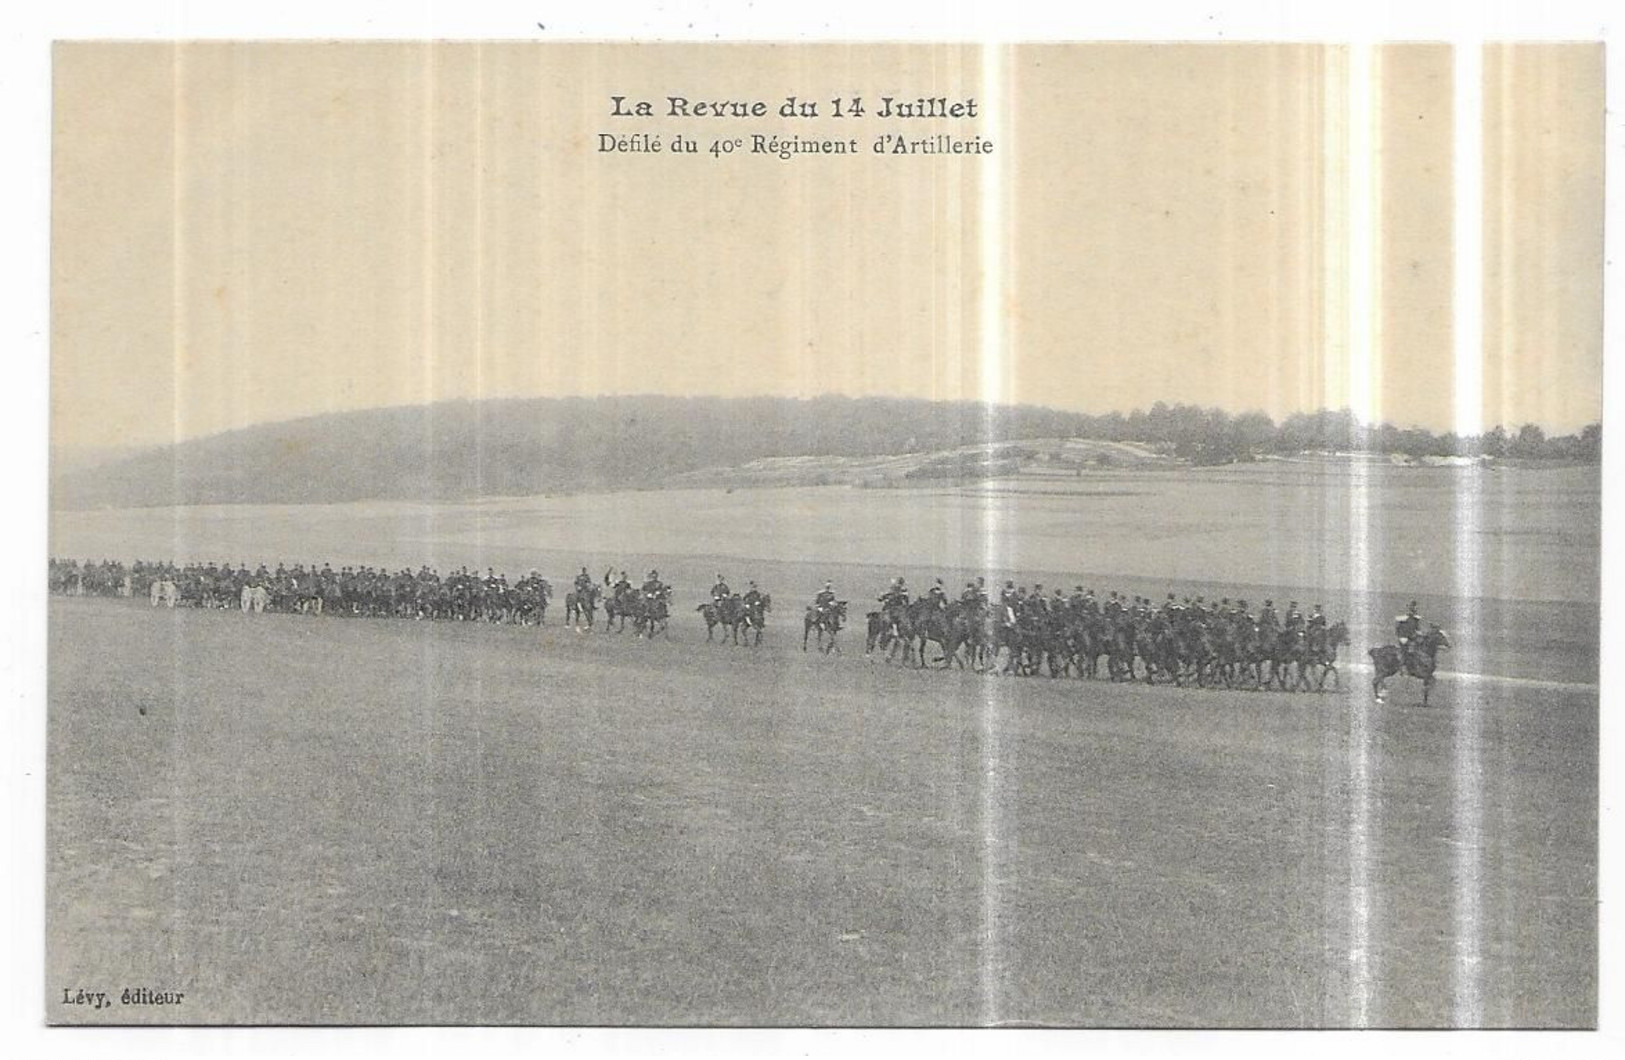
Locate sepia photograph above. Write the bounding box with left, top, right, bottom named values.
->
left=38, top=27, right=1604, bottom=1033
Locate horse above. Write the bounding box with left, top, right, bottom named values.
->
left=240, top=585, right=269, bottom=614
left=696, top=594, right=745, bottom=644
left=149, top=580, right=178, bottom=608
left=564, top=584, right=601, bottom=632
left=1307, top=621, right=1350, bottom=690
left=910, top=600, right=970, bottom=670
left=864, top=611, right=890, bottom=656
left=1369, top=626, right=1450, bottom=705
left=696, top=601, right=725, bottom=641
left=634, top=589, right=671, bottom=639
left=804, top=601, right=847, bottom=654
left=603, top=588, right=636, bottom=633
left=741, top=593, right=770, bottom=647
left=1273, top=630, right=1313, bottom=692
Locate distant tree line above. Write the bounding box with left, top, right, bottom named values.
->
left=1072, top=403, right=1601, bottom=465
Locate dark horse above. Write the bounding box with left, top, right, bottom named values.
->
left=1307, top=621, right=1351, bottom=691
left=1369, top=626, right=1450, bottom=705
left=564, top=584, right=601, bottom=632
left=804, top=601, right=847, bottom=654
left=603, top=588, right=637, bottom=632
left=634, top=589, right=672, bottom=639
left=697, top=595, right=746, bottom=644
left=741, top=593, right=771, bottom=646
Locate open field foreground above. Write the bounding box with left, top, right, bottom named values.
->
left=48, top=597, right=1595, bottom=1026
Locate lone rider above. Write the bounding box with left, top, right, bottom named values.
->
left=1396, top=601, right=1423, bottom=661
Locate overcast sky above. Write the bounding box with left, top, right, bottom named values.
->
left=51, top=43, right=1602, bottom=452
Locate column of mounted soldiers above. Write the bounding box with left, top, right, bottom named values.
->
left=51, top=556, right=1445, bottom=695
left=808, top=573, right=1357, bottom=689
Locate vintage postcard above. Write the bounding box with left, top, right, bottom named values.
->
left=46, top=41, right=1601, bottom=1027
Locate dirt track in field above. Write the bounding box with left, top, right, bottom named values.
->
left=47, top=597, right=1596, bottom=1026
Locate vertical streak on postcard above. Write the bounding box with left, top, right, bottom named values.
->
left=1339, top=43, right=1380, bottom=1027
left=170, top=44, right=188, bottom=570
left=976, top=41, right=1009, bottom=1028
left=474, top=46, right=488, bottom=508
left=1450, top=40, right=1486, bottom=1029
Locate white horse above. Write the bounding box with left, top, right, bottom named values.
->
left=240, top=585, right=269, bottom=614
left=150, top=580, right=178, bottom=608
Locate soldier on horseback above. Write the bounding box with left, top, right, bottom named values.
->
left=927, top=578, right=947, bottom=609
left=575, top=567, right=594, bottom=597
left=642, top=569, right=664, bottom=597
left=1396, top=601, right=1424, bottom=665
left=711, top=573, right=730, bottom=604
left=998, top=580, right=1018, bottom=620
left=814, top=581, right=838, bottom=615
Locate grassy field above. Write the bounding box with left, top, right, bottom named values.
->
left=48, top=594, right=1596, bottom=1026
left=47, top=463, right=1598, bottom=1025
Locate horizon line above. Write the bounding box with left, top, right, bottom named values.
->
left=52, top=391, right=1602, bottom=455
